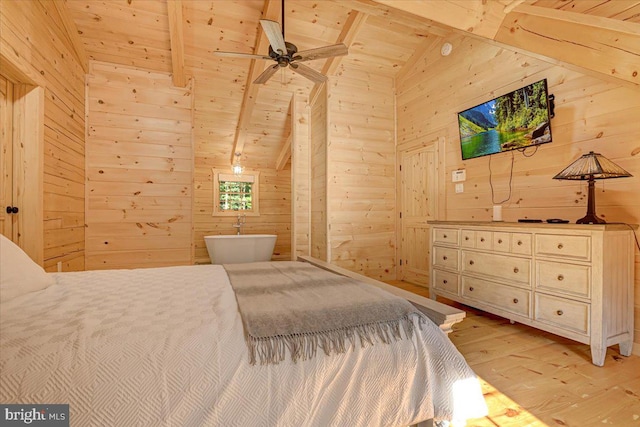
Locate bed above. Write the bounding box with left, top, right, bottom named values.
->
left=0, top=235, right=487, bottom=426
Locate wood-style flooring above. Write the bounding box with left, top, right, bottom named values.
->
left=389, top=281, right=640, bottom=427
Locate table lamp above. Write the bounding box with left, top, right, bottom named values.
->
left=553, top=151, right=632, bottom=224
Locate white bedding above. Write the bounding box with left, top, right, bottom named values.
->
left=0, top=264, right=486, bottom=426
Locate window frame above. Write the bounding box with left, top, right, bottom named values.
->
left=212, top=169, right=260, bottom=217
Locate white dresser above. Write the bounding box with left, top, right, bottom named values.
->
left=429, top=221, right=636, bottom=366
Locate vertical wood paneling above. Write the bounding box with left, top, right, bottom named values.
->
left=310, top=84, right=328, bottom=261
left=327, top=66, right=397, bottom=280
left=292, top=93, right=310, bottom=258
left=85, top=62, right=193, bottom=270
left=1, top=0, right=86, bottom=271
left=396, top=35, right=640, bottom=348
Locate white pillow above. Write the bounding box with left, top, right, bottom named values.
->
left=0, top=234, right=54, bottom=302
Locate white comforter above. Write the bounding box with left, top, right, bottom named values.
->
left=0, top=265, right=486, bottom=426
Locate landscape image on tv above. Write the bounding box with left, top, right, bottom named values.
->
left=458, top=79, right=552, bottom=160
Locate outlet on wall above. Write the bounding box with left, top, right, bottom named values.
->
left=455, top=183, right=464, bottom=193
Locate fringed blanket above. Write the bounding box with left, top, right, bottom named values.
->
left=223, top=261, right=425, bottom=365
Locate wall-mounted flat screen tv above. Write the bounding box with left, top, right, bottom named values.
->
left=458, top=79, right=552, bottom=160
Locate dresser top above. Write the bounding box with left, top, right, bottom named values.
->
left=428, top=221, right=638, bottom=231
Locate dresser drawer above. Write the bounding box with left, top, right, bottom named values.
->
left=433, top=246, right=459, bottom=271
left=461, top=250, right=531, bottom=286
left=535, top=293, right=589, bottom=335
left=493, top=232, right=511, bottom=253
left=462, top=276, right=530, bottom=317
left=535, top=234, right=590, bottom=261
left=433, top=228, right=459, bottom=246
left=511, top=233, right=532, bottom=256
left=536, top=261, right=590, bottom=299
left=461, top=230, right=475, bottom=248
left=476, top=231, right=492, bottom=250
left=433, top=269, right=459, bottom=295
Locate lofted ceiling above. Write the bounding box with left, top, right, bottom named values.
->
left=63, top=0, right=640, bottom=170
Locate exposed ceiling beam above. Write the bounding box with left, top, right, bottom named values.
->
left=166, top=0, right=186, bottom=87
left=308, top=10, right=368, bottom=104
left=52, top=0, right=88, bottom=73
left=496, top=4, right=640, bottom=88
left=369, top=0, right=640, bottom=89
left=368, top=0, right=507, bottom=39
left=229, top=0, right=281, bottom=164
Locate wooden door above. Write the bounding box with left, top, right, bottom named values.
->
left=0, top=74, right=44, bottom=264
left=0, top=74, right=14, bottom=240
left=400, top=145, right=438, bottom=285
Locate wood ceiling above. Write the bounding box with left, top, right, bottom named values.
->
left=62, top=0, right=640, bottom=169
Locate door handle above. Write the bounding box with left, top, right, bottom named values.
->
left=5, top=206, right=18, bottom=214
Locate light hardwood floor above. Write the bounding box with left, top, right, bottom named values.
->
left=389, top=281, right=640, bottom=427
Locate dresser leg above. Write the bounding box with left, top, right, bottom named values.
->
left=590, top=345, right=606, bottom=366
left=619, top=340, right=633, bottom=357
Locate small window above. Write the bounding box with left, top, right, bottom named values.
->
left=212, top=169, right=260, bottom=216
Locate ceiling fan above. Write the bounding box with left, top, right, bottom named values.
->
left=213, top=0, right=348, bottom=85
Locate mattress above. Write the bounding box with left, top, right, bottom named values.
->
left=0, top=264, right=486, bottom=426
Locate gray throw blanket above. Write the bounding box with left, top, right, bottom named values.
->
left=223, top=261, right=425, bottom=365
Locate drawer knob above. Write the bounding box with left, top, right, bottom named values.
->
left=557, top=274, right=564, bottom=281
left=556, top=310, right=563, bottom=316
left=513, top=267, right=519, bottom=274
left=557, top=243, right=564, bottom=250
left=443, top=256, right=448, bottom=261
left=498, top=239, right=503, bottom=244
left=443, top=234, right=448, bottom=239
left=480, top=237, right=485, bottom=242
left=469, top=286, right=474, bottom=292
left=513, top=298, right=519, bottom=304
left=469, top=260, right=475, bottom=265
left=465, top=236, right=470, bottom=241
left=517, top=240, right=523, bottom=246
left=443, top=279, right=448, bottom=284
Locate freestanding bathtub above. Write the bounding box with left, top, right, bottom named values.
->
left=204, top=234, right=277, bottom=264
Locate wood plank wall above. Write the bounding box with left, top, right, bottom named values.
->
left=395, top=34, right=640, bottom=349
left=310, top=84, right=328, bottom=261
left=327, top=67, right=397, bottom=281
left=292, top=93, right=310, bottom=258
left=85, top=62, right=193, bottom=269
left=1, top=0, right=86, bottom=272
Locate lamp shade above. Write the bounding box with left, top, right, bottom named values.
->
left=553, top=151, right=632, bottom=180
left=552, top=151, right=632, bottom=224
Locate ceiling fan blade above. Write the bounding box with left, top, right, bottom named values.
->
left=253, top=64, right=280, bottom=84
left=213, top=51, right=272, bottom=60
left=260, top=20, right=287, bottom=55
left=289, top=63, right=327, bottom=84
left=293, top=44, right=348, bottom=62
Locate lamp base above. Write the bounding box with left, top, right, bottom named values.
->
left=576, top=213, right=606, bottom=224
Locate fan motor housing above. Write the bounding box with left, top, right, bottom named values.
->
left=269, top=41, right=298, bottom=67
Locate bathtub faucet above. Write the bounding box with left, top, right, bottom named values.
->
left=232, top=214, right=246, bottom=235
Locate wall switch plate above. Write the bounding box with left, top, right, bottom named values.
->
left=452, top=169, right=466, bottom=182
left=455, top=183, right=464, bottom=193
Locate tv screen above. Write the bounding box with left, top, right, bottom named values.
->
left=458, top=79, right=552, bottom=160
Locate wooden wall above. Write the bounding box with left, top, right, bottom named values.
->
left=396, top=35, right=640, bottom=349
left=310, top=85, right=328, bottom=261
left=327, top=68, right=397, bottom=281
left=85, top=62, right=193, bottom=269
left=1, top=0, right=86, bottom=272
left=292, top=93, right=310, bottom=258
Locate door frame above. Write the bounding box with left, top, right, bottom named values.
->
left=396, top=135, right=446, bottom=281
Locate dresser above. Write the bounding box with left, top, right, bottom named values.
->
left=429, top=221, right=636, bottom=366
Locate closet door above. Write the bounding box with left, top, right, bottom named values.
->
left=0, top=74, right=14, bottom=240
left=0, top=73, right=44, bottom=264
